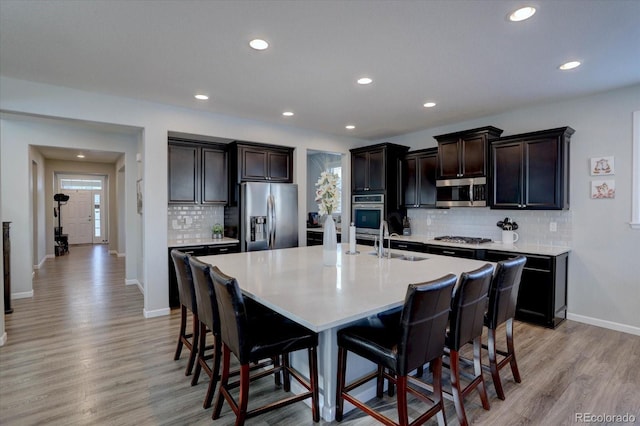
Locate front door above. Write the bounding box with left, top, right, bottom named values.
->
left=61, top=190, right=93, bottom=244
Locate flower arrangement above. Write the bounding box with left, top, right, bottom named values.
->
left=315, top=171, right=340, bottom=216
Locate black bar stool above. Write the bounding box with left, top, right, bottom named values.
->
left=484, top=255, right=527, bottom=400
left=335, top=274, right=458, bottom=426
left=444, top=263, right=494, bottom=426
left=169, top=249, right=199, bottom=376
left=188, top=257, right=221, bottom=408
left=209, top=266, right=320, bottom=425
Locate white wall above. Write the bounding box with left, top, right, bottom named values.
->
left=382, top=84, right=640, bottom=334
left=0, top=76, right=362, bottom=323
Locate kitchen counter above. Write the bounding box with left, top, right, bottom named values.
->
left=310, top=228, right=570, bottom=256
left=197, top=244, right=493, bottom=420
left=168, top=237, right=239, bottom=248
left=388, top=234, right=571, bottom=256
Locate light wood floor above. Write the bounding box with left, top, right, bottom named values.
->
left=1, top=245, right=639, bottom=425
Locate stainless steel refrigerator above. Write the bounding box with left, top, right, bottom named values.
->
left=224, top=182, right=298, bottom=252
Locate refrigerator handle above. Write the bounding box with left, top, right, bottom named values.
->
left=267, top=194, right=274, bottom=249
left=270, top=194, right=276, bottom=249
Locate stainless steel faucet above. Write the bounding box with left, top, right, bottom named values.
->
left=378, top=220, right=389, bottom=258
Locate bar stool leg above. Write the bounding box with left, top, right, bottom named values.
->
left=506, top=318, right=522, bottom=383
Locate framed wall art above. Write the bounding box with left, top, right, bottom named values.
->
left=590, top=156, right=614, bottom=176
left=591, top=179, right=615, bottom=199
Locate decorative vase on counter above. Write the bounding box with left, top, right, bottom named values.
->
left=323, top=215, right=337, bottom=266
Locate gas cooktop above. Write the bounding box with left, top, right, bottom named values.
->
left=434, top=236, right=492, bottom=244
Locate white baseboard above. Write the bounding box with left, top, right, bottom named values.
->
left=125, top=279, right=143, bottom=295
left=116, top=252, right=125, bottom=258
left=33, top=256, right=47, bottom=270
left=45, top=254, right=55, bottom=259
left=0, top=332, right=7, bottom=347
left=12, top=291, right=34, bottom=300
left=567, top=313, right=640, bottom=336
left=144, top=307, right=170, bottom=318
left=109, top=250, right=117, bottom=255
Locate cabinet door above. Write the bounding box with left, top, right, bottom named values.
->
left=352, top=151, right=369, bottom=191
left=402, top=156, right=418, bottom=207
left=367, top=149, right=385, bottom=191
left=202, top=148, right=227, bottom=204
left=418, top=153, right=437, bottom=207
left=492, top=142, right=523, bottom=208
left=267, top=150, right=291, bottom=182
left=437, top=140, right=461, bottom=179
left=461, top=135, right=487, bottom=177
left=525, top=137, right=560, bottom=209
left=241, top=147, right=268, bottom=181
left=168, top=145, right=198, bottom=204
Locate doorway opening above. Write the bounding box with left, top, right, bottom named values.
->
left=56, top=174, right=108, bottom=245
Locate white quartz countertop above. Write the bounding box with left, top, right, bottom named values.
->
left=197, top=244, right=494, bottom=333
left=308, top=229, right=570, bottom=257
left=389, top=234, right=571, bottom=256
left=168, top=237, right=239, bottom=248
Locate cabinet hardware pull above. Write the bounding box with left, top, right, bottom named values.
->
left=443, top=250, right=455, bottom=255
left=397, top=244, right=407, bottom=249
left=219, top=248, right=228, bottom=252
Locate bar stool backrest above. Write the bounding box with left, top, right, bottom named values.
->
left=210, top=266, right=251, bottom=364
left=170, top=249, right=197, bottom=313
left=398, top=274, right=457, bottom=376
left=448, top=263, right=494, bottom=351
left=486, top=255, right=527, bottom=329
left=189, top=257, right=220, bottom=335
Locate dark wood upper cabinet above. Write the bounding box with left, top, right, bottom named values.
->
left=168, top=144, right=199, bottom=204
left=435, top=126, right=503, bottom=179
left=490, top=127, right=573, bottom=210
left=234, top=142, right=293, bottom=183
left=350, top=143, right=407, bottom=193
left=169, top=140, right=228, bottom=205
left=226, top=141, right=294, bottom=205
left=402, top=148, right=437, bottom=208
left=201, top=147, right=228, bottom=204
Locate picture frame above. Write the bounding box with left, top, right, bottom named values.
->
left=137, top=179, right=143, bottom=214
left=591, top=179, right=615, bottom=199
left=590, top=156, right=614, bottom=176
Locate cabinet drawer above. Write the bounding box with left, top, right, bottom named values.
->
left=427, top=245, right=476, bottom=259
left=209, top=244, right=240, bottom=255
left=390, top=241, right=428, bottom=253
left=483, top=250, right=551, bottom=271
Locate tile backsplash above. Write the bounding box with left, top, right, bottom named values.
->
left=168, top=205, right=225, bottom=240
left=406, top=208, right=572, bottom=246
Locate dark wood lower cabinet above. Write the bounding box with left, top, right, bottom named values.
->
left=168, top=243, right=240, bottom=308
left=478, top=250, right=568, bottom=329
left=388, top=241, right=568, bottom=329
left=306, top=230, right=341, bottom=246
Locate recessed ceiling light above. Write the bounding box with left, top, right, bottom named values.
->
left=509, top=6, right=536, bottom=22
left=282, top=111, right=294, bottom=117
left=423, top=102, right=437, bottom=108
left=345, top=125, right=355, bottom=130
left=559, top=61, right=581, bottom=71
left=357, top=77, right=373, bottom=85
left=76, top=154, right=85, bottom=159
left=194, top=94, right=209, bottom=100
left=249, top=39, right=269, bottom=51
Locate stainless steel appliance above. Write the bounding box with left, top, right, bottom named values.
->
left=352, top=194, right=384, bottom=235
left=436, top=176, right=487, bottom=207
left=225, top=182, right=298, bottom=252
left=433, top=236, right=492, bottom=244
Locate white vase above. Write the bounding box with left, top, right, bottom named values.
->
left=323, top=215, right=337, bottom=266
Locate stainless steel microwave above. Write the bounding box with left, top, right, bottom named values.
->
left=352, top=194, right=384, bottom=235
left=436, top=177, right=487, bottom=207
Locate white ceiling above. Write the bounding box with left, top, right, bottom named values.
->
left=1, top=0, right=639, bottom=144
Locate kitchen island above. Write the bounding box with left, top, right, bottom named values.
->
left=198, top=243, right=494, bottom=421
